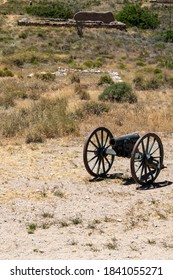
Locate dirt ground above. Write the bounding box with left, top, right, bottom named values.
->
left=0, top=132, right=173, bottom=260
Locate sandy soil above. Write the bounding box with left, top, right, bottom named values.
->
left=0, top=132, right=173, bottom=260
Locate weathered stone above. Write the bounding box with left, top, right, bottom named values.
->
left=74, top=11, right=115, bottom=24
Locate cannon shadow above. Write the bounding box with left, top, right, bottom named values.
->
left=136, top=180, right=173, bottom=190
left=89, top=174, right=172, bottom=190
left=89, top=172, right=126, bottom=182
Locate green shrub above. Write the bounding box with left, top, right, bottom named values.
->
left=26, top=0, right=101, bottom=19
left=156, top=30, right=173, bottom=43
left=115, top=3, right=159, bottom=29
left=154, top=68, right=162, bottom=74
left=26, top=1, right=72, bottom=19
left=158, top=58, right=173, bottom=70
left=99, top=82, right=137, bottom=103
left=83, top=59, right=103, bottom=68
left=98, top=75, right=114, bottom=85
left=136, top=61, right=145, bottom=67
left=27, top=223, right=37, bottom=234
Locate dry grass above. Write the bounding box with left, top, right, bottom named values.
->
left=0, top=73, right=173, bottom=141
left=0, top=1, right=173, bottom=141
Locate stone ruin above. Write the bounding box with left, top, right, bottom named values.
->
left=73, top=11, right=115, bottom=24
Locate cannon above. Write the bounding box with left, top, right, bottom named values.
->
left=83, top=127, right=164, bottom=185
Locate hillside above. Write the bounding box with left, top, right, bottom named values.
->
left=0, top=0, right=173, bottom=260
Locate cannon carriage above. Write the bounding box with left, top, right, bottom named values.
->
left=83, top=127, right=164, bottom=185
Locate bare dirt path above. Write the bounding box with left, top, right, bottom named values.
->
left=0, top=133, right=173, bottom=260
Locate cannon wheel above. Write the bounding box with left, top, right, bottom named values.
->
left=130, top=133, right=164, bottom=185
left=83, top=127, right=115, bottom=177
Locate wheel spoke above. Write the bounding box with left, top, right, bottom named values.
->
left=97, top=158, right=102, bottom=175
left=135, top=161, right=143, bottom=173
left=89, top=139, right=98, bottom=149
left=101, top=129, right=104, bottom=146
left=152, top=156, right=161, bottom=159
left=150, top=146, right=160, bottom=155
left=146, top=136, right=150, bottom=153
left=104, top=133, right=109, bottom=147
left=134, top=157, right=142, bottom=162
left=144, top=162, right=148, bottom=181
left=102, top=158, right=106, bottom=174
left=104, top=155, right=112, bottom=168
left=87, top=149, right=97, bottom=153
left=95, top=132, right=101, bottom=148
left=91, top=156, right=99, bottom=171
left=87, top=154, right=98, bottom=163
left=141, top=140, right=146, bottom=154
left=147, top=165, right=154, bottom=180
left=139, top=164, right=145, bottom=181
left=148, top=138, right=156, bottom=154
left=104, top=144, right=112, bottom=150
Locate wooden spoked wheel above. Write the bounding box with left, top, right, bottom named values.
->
left=83, top=127, right=115, bottom=177
left=130, top=133, right=164, bottom=185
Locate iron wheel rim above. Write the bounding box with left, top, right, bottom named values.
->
left=130, top=133, right=164, bottom=185
left=83, top=127, right=114, bottom=177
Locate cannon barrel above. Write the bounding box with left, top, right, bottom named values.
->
left=110, top=133, right=140, bottom=147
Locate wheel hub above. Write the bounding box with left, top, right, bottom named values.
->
left=95, top=146, right=106, bottom=158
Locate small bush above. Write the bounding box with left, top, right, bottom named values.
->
left=99, top=82, right=137, bottom=103
left=18, top=31, right=28, bottom=39
left=75, top=101, right=109, bottom=118
left=133, top=75, right=161, bottom=90
left=98, top=75, right=114, bottom=85
left=168, top=78, right=173, bottom=88
left=28, top=98, right=77, bottom=138
left=154, top=68, right=162, bottom=74
left=0, top=68, right=14, bottom=77
left=36, top=72, right=56, bottom=81
left=0, top=93, right=15, bottom=109
left=27, top=223, right=37, bottom=234
left=156, top=30, right=173, bottom=43
left=115, top=3, right=159, bottom=29
left=74, top=84, right=90, bottom=100
left=83, top=59, right=103, bottom=68
left=159, top=58, right=173, bottom=70
left=136, top=61, right=145, bottom=67
left=70, top=73, right=80, bottom=84
left=26, top=132, right=44, bottom=144
left=133, top=76, right=145, bottom=90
